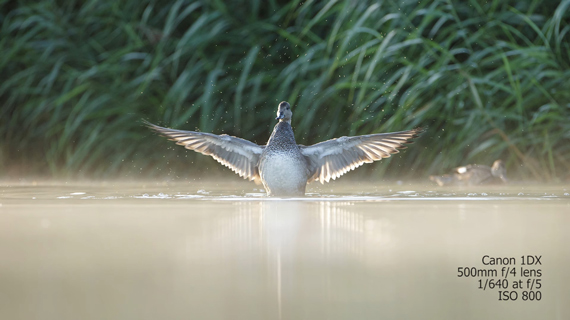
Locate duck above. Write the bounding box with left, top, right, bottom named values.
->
left=429, top=160, right=508, bottom=186
left=145, top=101, right=424, bottom=196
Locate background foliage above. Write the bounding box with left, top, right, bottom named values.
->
left=1, top=0, right=569, bottom=181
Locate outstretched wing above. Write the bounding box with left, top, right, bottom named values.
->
left=145, top=120, right=264, bottom=181
left=300, top=128, right=424, bottom=183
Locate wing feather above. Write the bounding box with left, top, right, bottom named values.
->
left=144, top=120, right=264, bottom=181
left=301, top=127, right=424, bottom=184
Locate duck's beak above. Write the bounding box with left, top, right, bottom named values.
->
left=276, top=112, right=284, bottom=120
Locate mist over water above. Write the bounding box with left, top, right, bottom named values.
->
left=0, top=181, right=568, bottom=320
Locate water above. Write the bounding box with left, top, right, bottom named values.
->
left=1, top=180, right=568, bottom=320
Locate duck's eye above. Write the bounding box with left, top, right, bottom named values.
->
left=286, top=107, right=290, bottom=110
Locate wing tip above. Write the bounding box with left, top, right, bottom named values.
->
left=142, top=119, right=187, bottom=144
left=398, top=126, right=426, bottom=147
left=141, top=118, right=158, bottom=128
left=410, top=126, right=426, bottom=137
left=142, top=119, right=168, bottom=135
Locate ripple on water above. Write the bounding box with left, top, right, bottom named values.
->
left=42, top=185, right=570, bottom=202
left=49, top=193, right=569, bottom=201
left=133, top=193, right=172, bottom=199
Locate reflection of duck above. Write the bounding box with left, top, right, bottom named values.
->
left=146, top=101, right=424, bottom=196
left=430, top=160, right=508, bottom=186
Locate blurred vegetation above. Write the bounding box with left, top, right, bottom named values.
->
left=1, top=0, right=569, bottom=181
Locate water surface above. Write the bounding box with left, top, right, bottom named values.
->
left=0, top=180, right=568, bottom=320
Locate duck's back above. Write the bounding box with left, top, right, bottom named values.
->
left=259, top=122, right=309, bottom=196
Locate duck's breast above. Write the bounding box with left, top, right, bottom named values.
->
left=259, top=149, right=308, bottom=196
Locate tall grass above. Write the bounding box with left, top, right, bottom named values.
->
left=1, top=0, right=569, bottom=181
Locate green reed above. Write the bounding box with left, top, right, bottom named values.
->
left=1, top=0, right=569, bottom=181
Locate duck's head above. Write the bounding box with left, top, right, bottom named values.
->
left=491, top=160, right=508, bottom=183
left=276, top=101, right=292, bottom=123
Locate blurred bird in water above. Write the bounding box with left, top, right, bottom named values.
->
left=145, top=101, right=424, bottom=196
left=430, top=160, right=508, bottom=186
